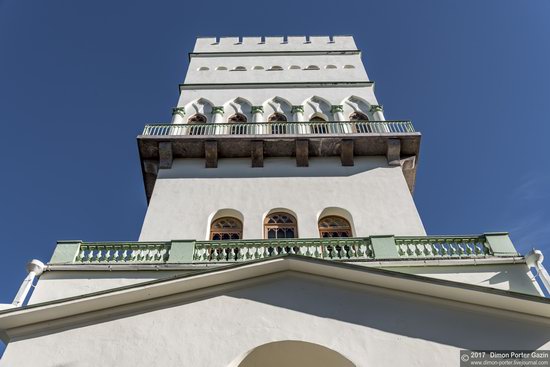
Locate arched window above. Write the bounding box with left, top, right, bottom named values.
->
left=264, top=212, right=297, bottom=239
left=187, top=114, right=207, bottom=135
left=349, top=112, right=369, bottom=133
left=210, top=217, right=243, bottom=240
left=349, top=112, right=369, bottom=121
left=268, top=66, right=283, bottom=71
left=310, top=116, right=327, bottom=122
left=253, top=66, right=264, bottom=70
left=289, top=65, right=301, bottom=70
left=268, top=112, right=287, bottom=134
left=325, top=65, right=337, bottom=69
left=310, top=115, right=328, bottom=134
left=228, top=113, right=247, bottom=134
left=197, top=67, right=210, bottom=71
left=232, top=66, right=246, bottom=71
left=318, top=216, right=352, bottom=238
left=216, top=66, right=228, bottom=71
left=343, top=65, right=355, bottom=69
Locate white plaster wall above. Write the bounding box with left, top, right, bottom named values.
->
left=27, top=271, right=187, bottom=305
left=139, top=157, right=426, bottom=241
left=385, top=263, right=543, bottom=296
left=185, top=54, right=369, bottom=84
left=2, top=274, right=549, bottom=367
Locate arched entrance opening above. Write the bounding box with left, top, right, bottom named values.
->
left=231, top=340, right=356, bottom=367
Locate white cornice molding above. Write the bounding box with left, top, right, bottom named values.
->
left=0, top=256, right=549, bottom=342
left=44, top=256, right=527, bottom=272
left=179, top=81, right=374, bottom=91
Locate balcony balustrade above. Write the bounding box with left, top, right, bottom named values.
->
left=138, top=120, right=422, bottom=201
left=49, top=233, right=519, bottom=265
left=142, top=121, right=415, bottom=137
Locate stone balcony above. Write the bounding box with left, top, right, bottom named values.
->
left=137, top=121, right=421, bottom=201
left=49, top=233, right=520, bottom=268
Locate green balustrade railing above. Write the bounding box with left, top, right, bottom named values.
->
left=74, top=242, right=171, bottom=263
left=141, top=120, right=415, bottom=137
left=49, top=233, right=519, bottom=265
left=193, top=237, right=372, bottom=262
left=395, top=236, right=491, bottom=258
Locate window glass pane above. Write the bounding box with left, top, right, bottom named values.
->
left=318, top=216, right=352, bottom=238
left=264, top=212, right=297, bottom=239
left=210, top=217, right=243, bottom=240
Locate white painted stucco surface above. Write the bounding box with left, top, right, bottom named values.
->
left=187, top=36, right=367, bottom=84
left=2, top=273, right=549, bottom=367
left=27, top=271, right=187, bottom=305
left=139, top=157, right=426, bottom=241
left=185, top=54, right=369, bottom=84
left=387, top=263, right=543, bottom=296
left=26, top=262, right=542, bottom=305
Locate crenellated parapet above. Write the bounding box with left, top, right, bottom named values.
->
left=193, top=35, right=358, bottom=53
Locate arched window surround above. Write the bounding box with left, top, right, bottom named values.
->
left=264, top=212, right=298, bottom=239
left=268, top=112, right=287, bottom=134
left=349, top=111, right=369, bottom=121
left=349, top=111, right=370, bottom=133
left=228, top=113, right=248, bottom=134
left=187, top=113, right=207, bottom=135
left=309, top=113, right=328, bottom=134
left=318, top=215, right=353, bottom=238
left=210, top=217, right=243, bottom=240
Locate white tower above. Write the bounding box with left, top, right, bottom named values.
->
left=1, top=36, right=549, bottom=367
left=139, top=35, right=425, bottom=242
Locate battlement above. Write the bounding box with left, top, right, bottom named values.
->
left=193, top=35, right=358, bottom=53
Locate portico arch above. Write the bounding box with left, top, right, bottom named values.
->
left=230, top=340, right=356, bottom=367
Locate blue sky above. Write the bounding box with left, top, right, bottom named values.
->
left=0, top=0, right=549, bottom=352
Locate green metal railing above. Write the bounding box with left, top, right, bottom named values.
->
left=141, top=121, right=415, bottom=136
left=49, top=233, right=519, bottom=265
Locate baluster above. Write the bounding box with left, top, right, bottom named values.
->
left=145, top=246, right=153, bottom=261
left=129, top=245, right=137, bottom=261
left=89, top=246, right=97, bottom=262
left=127, top=245, right=135, bottom=261
left=77, top=247, right=85, bottom=262
left=345, top=242, right=356, bottom=259
left=102, top=247, right=111, bottom=262
left=158, top=246, right=165, bottom=261
left=410, top=242, right=417, bottom=256
left=466, top=241, right=474, bottom=255
left=155, top=246, right=162, bottom=261
left=252, top=245, right=260, bottom=259
left=136, top=245, right=144, bottom=261
left=457, top=241, right=465, bottom=256
left=194, top=245, right=201, bottom=261
left=241, top=244, right=248, bottom=259
left=153, top=246, right=160, bottom=261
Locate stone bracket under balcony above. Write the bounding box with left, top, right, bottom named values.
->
left=137, top=121, right=421, bottom=202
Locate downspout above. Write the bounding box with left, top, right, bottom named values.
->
left=0, top=259, right=45, bottom=310
left=526, top=249, right=550, bottom=295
